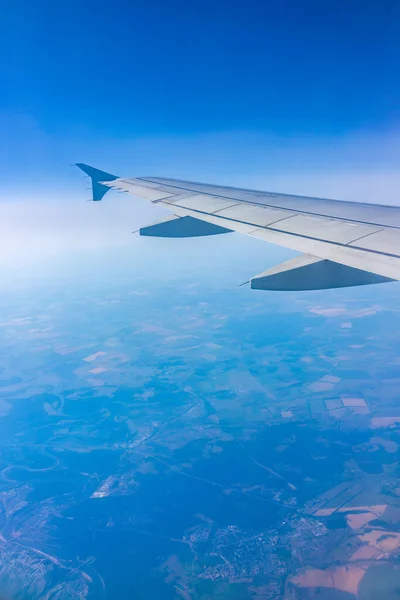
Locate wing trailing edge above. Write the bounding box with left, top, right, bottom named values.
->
left=251, top=255, right=394, bottom=291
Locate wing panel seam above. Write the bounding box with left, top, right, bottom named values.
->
left=144, top=179, right=400, bottom=230
left=345, top=228, right=385, bottom=246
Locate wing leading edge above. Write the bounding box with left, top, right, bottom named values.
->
left=76, top=163, right=400, bottom=291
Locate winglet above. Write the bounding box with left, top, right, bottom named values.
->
left=76, top=163, right=119, bottom=201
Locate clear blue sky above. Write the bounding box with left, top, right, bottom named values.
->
left=4, top=0, right=399, bottom=137
left=1, top=0, right=399, bottom=201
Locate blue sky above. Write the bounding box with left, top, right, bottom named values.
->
left=1, top=0, right=399, bottom=268
left=4, top=0, right=399, bottom=136
left=3, top=0, right=399, bottom=182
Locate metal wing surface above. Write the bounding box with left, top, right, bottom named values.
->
left=77, top=163, right=400, bottom=291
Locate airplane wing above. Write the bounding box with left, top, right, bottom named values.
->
left=76, top=163, right=400, bottom=291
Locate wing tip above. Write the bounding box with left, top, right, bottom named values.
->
left=76, top=163, right=119, bottom=201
